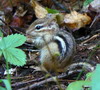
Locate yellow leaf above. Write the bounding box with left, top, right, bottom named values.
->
left=30, top=0, right=48, bottom=18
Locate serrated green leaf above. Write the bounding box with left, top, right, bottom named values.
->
left=3, top=48, right=26, bottom=66
left=46, top=8, right=59, bottom=14
left=83, top=0, right=93, bottom=7
left=1, top=79, right=12, bottom=90
left=91, top=64, right=100, bottom=90
left=0, top=34, right=26, bottom=49
left=67, top=80, right=91, bottom=90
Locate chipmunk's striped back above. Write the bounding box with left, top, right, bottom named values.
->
left=54, top=31, right=76, bottom=69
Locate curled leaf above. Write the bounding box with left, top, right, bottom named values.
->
left=64, top=11, right=92, bottom=30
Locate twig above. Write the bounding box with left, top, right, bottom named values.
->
left=12, top=76, right=45, bottom=87
left=22, top=48, right=40, bottom=52
left=90, top=14, right=100, bottom=28
left=11, top=63, right=94, bottom=89
left=80, top=33, right=100, bottom=45
left=15, top=73, right=67, bottom=90
left=18, top=77, right=57, bottom=90
left=12, top=69, right=83, bottom=89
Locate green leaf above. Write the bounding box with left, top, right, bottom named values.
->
left=0, top=29, right=3, bottom=37
left=83, top=0, right=93, bottom=7
left=67, top=81, right=91, bottom=90
left=91, top=64, right=100, bottom=90
left=0, top=34, right=26, bottom=49
left=0, top=49, right=2, bottom=56
left=3, top=48, right=26, bottom=66
left=2, top=79, right=12, bottom=90
left=0, top=86, right=6, bottom=90
left=54, top=52, right=60, bottom=56
left=46, top=8, right=59, bottom=14
left=0, top=79, right=11, bottom=90
left=86, top=72, right=93, bottom=81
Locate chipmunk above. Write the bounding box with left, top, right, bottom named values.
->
left=26, top=14, right=76, bottom=72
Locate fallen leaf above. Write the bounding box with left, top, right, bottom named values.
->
left=64, top=11, right=92, bottom=30
left=10, top=16, right=24, bottom=27
left=30, top=0, right=48, bottom=18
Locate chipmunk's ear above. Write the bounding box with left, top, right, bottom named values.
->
left=46, top=13, right=64, bottom=25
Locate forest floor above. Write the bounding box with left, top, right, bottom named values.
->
left=0, top=0, right=100, bottom=90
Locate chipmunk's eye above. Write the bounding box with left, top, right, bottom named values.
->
left=35, top=25, right=43, bottom=30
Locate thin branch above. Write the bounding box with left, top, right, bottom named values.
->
left=13, top=73, right=68, bottom=90
left=80, top=33, right=100, bottom=45
left=12, top=70, right=84, bottom=89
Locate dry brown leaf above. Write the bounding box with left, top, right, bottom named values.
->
left=64, top=11, right=92, bottom=30
left=10, top=16, right=24, bottom=27
left=30, top=0, right=48, bottom=18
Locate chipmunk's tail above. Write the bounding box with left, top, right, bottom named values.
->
left=66, top=59, right=96, bottom=79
